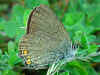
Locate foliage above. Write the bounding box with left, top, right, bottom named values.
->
left=0, top=41, right=21, bottom=75
left=0, top=0, right=100, bottom=75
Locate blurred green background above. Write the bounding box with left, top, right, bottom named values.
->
left=0, top=0, right=100, bottom=75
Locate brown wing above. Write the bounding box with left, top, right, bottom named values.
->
left=18, top=33, right=63, bottom=69
left=19, top=5, right=70, bottom=69
left=27, top=5, right=70, bottom=40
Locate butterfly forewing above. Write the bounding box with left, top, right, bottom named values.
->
left=27, top=5, right=69, bottom=40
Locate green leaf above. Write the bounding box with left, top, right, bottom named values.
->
left=92, top=55, right=100, bottom=62
left=88, top=44, right=98, bottom=54
left=0, top=18, right=6, bottom=30
left=8, top=49, right=21, bottom=66
left=4, top=21, right=16, bottom=38
left=59, top=72, right=69, bottom=75
left=11, top=4, right=25, bottom=36
left=2, top=70, right=19, bottom=75
left=79, top=61, right=97, bottom=75
left=8, top=41, right=15, bottom=51
left=82, top=4, right=100, bottom=18
left=67, top=61, right=88, bottom=75
left=66, top=61, right=97, bottom=75
left=8, top=41, right=21, bottom=66
left=24, top=0, right=49, bottom=8
left=24, top=9, right=32, bottom=26
left=90, top=13, right=100, bottom=27
left=63, top=12, right=84, bottom=26
left=0, top=49, right=2, bottom=57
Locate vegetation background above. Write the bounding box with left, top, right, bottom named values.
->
left=0, top=0, right=100, bottom=75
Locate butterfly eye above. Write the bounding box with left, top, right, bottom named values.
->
left=26, top=59, right=31, bottom=65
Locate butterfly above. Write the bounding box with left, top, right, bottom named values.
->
left=18, top=5, right=75, bottom=70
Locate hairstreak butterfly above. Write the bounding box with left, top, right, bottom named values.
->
left=18, top=5, right=76, bottom=70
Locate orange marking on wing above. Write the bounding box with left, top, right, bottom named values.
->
left=23, top=50, right=28, bottom=55
left=26, top=59, right=31, bottom=64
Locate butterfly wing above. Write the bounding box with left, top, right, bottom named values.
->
left=19, top=5, right=70, bottom=69
left=19, top=33, right=62, bottom=69
left=27, top=5, right=70, bottom=40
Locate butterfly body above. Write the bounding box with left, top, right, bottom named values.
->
left=19, top=5, right=71, bottom=70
